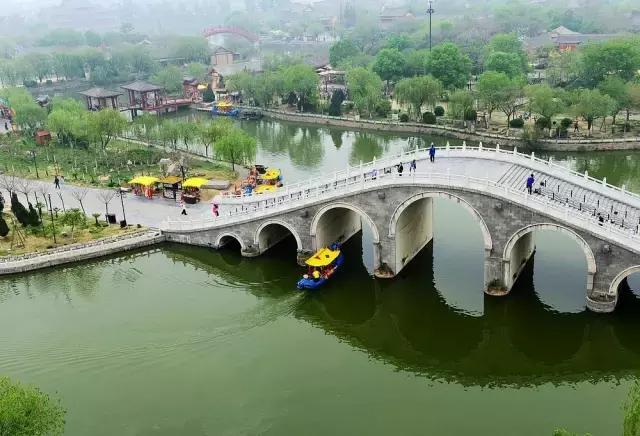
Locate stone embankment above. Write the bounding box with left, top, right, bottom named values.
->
left=0, top=229, right=165, bottom=275
left=230, top=106, right=640, bottom=152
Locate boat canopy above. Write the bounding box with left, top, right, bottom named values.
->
left=182, top=177, right=209, bottom=189
left=129, top=176, right=160, bottom=186
left=259, top=168, right=280, bottom=181
left=254, top=184, right=277, bottom=194
left=216, top=101, right=233, bottom=108
left=305, top=247, right=341, bottom=267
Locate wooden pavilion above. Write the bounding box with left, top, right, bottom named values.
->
left=121, top=80, right=193, bottom=118
left=79, top=88, right=122, bottom=110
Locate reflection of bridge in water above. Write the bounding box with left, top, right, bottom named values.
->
left=162, top=241, right=640, bottom=387
left=163, top=145, right=640, bottom=313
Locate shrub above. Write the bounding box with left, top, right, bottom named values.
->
left=521, top=125, right=541, bottom=147
left=10, top=194, right=30, bottom=227
left=23, top=79, right=37, bottom=88
left=27, top=203, right=40, bottom=226
left=0, top=215, right=8, bottom=237
left=342, top=101, right=354, bottom=112
left=399, top=113, right=409, bottom=123
left=202, top=85, right=215, bottom=103
left=328, top=89, right=345, bottom=116
left=375, top=99, right=392, bottom=117
left=422, top=111, right=437, bottom=124
left=509, top=118, right=525, bottom=128
left=434, top=106, right=445, bottom=117
left=535, top=117, right=551, bottom=130
left=463, top=108, right=477, bottom=121
left=560, top=117, right=573, bottom=129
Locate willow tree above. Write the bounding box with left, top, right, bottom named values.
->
left=346, top=67, right=383, bottom=118
left=394, top=75, right=443, bottom=121
left=214, top=129, right=256, bottom=171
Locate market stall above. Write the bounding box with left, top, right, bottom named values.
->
left=160, top=176, right=182, bottom=200
left=129, top=176, right=160, bottom=198
left=182, top=177, right=209, bottom=204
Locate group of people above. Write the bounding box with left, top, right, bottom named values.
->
left=53, top=175, right=65, bottom=189
left=396, top=143, right=437, bottom=176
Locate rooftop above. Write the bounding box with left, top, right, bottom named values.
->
left=121, top=81, right=162, bottom=92
left=79, top=87, right=123, bottom=98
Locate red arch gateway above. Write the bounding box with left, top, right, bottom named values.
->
left=203, top=26, right=260, bottom=43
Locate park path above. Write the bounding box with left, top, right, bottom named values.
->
left=1, top=177, right=212, bottom=228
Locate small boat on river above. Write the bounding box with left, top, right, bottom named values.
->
left=297, top=243, right=344, bottom=290
left=211, top=101, right=240, bottom=117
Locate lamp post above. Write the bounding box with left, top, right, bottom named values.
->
left=427, top=0, right=435, bottom=51
left=47, top=193, right=57, bottom=244
left=30, top=150, right=39, bottom=178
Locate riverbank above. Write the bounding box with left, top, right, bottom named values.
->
left=0, top=228, right=164, bottom=275
left=229, top=106, right=640, bottom=152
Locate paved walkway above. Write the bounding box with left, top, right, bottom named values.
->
left=1, top=178, right=211, bottom=228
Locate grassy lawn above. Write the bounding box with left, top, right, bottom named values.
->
left=0, top=135, right=236, bottom=188
left=0, top=210, right=143, bottom=257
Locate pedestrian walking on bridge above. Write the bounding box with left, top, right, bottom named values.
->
left=526, top=174, right=535, bottom=195
left=429, top=143, right=436, bottom=162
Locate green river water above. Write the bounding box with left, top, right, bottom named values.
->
left=2, top=118, right=640, bottom=435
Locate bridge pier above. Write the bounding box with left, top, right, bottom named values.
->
left=503, top=232, right=536, bottom=294
left=393, top=197, right=433, bottom=276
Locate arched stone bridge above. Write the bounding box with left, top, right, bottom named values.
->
left=161, top=144, right=640, bottom=313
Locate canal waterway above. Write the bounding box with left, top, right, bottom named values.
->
left=2, top=117, right=640, bottom=435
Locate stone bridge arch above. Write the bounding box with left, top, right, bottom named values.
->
left=388, top=191, right=493, bottom=276
left=310, top=202, right=381, bottom=269
left=502, top=223, right=597, bottom=293
left=254, top=219, right=303, bottom=254
left=608, top=265, right=640, bottom=302
left=215, top=232, right=247, bottom=251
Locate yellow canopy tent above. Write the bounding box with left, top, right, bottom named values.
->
left=159, top=176, right=182, bottom=185
left=197, top=84, right=208, bottom=90
left=182, top=177, right=209, bottom=189
left=254, top=184, right=277, bottom=194
left=216, top=101, right=233, bottom=108
left=305, top=247, right=341, bottom=267
left=129, top=176, right=160, bottom=186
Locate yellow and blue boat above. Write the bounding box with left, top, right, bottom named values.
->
left=297, top=243, right=344, bottom=290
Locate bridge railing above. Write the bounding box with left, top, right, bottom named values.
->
left=162, top=166, right=640, bottom=260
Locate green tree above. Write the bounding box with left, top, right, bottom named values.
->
left=178, top=121, right=198, bottom=151
left=88, top=109, right=127, bottom=149
left=484, top=51, right=523, bottom=78
left=0, top=376, right=65, bottom=436
left=0, top=215, right=8, bottom=237
left=198, top=119, right=232, bottom=157
left=61, top=209, right=85, bottom=241
left=329, top=39, right=360, bottom=67
left=281, top=64, right=319, bottom=112
left=373, top=48, right=406, bottom=89
left=425, top=43, right=472, bottom=89
left=476, top=71, right=512, bottom=126
left=525, top=84, right=565, bottom=131
left=186, top=62, right=208, bottom=82
left=448, top=89, right=475, bottom=121
left=169, top=36, right=210, bottom=63
left=570, top=89, right=616, bottom=134
left=404, top=49, right=429, bottom=77
left=346, top=67, right=384, bottom=118
left=598, top=76, right=629, bottom=124
left=384, top=34, right=412, bottom=51
left=394, top=75, right=443, bottom=121
left=160, top=120, right=181, bottom=150
left=624, top=82, right=640, bottom=123
left=133, top=113, right=158, bottom=146
left=22, top=53, right=53, bottom=83
left=497, top=78, right=525, bottom=134
left=578, top=38, right=640, bottom=87
left=486, top=33, right=528, bottom=73
left=202, top=85, right=215, bottom=103
left=150, top=66, right=183, bottom=94
left=14, top=103, right=47, bottom=137
left=84, top=30, right=102, bottom=47
left=329, top=89, right=345, bottom=116
left=214, top=129, right=257, bottom=170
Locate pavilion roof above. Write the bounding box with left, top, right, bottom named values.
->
left=121, top=81, right=162, bottom=92
left=79, top=87, right=123, bottom=98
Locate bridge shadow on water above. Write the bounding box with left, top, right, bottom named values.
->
left=158, top=239, right=640, bottom=387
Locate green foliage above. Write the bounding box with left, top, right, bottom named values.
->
left=169, top=36, right=210, bottom=63
left=373, top=48, right=406, bottom=84
left=394, top=75, right=443, bottom=120
left=384, top=34, right=412, bottom=51
left=347, top=67, right=384, bottom=118
left=28, top=203, right=41, bottom=227
left=535, top=117, right=551, bottom=130
left=227, top=70, right=283, bottom=108
left=434, top=106, right=445, bottom=117
left=484, top=51, right=524, bottom=78
left=422, top=111, right=437, bottom=124
left=425, top=43, right=472, bottom=89
left=214, top=129, right=257, bottom=170
left=486, top=33, right=528, bottom=73
left=10, top=193, right=30, bottom=227
left=37, top=28, right=85, bottom=47
left=160, top=120, right=181, bottom=149
left=0, top=215, right=8, bottom=237
left=464, top=108, right=477, bottom=121
left=88, top=109, right=127, bottom=149
left=281, top=64, right=319, bottom=112
left=48, top=98, right=90, bottom=148
left=375, top=99, right=392, bottom=118
left=477, top=71, right=513, bottom=121
left=60, top=209, right=85, bottom=240
left=578, top=38, right=640, bottom=87
left=329, top=90, right=345, bottom=116
left=509, top=118, right=525, bottom=128
left=449, top=90, right=475, bottom=121
left=624, top=380, right=640, bottom=436
left=404, top=49, right=429, bottom=77
left=560, top=118, right=573, bottom=129
left=150, top=66, right=183, bottom=94
left=0, top=376, right=66, bottom=436
left=525, top=84, right=565, bottom=128
left=202, top=85, right=215, bottom=103
left=185, top=62, right=208, bottom=82
left=399, top=113, right=409, bottom=123
left=598, top=76, right=630, bottom=121
left=570, top=88, right=616, bottom=132
left=329, top=39, right=360, bottom=67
